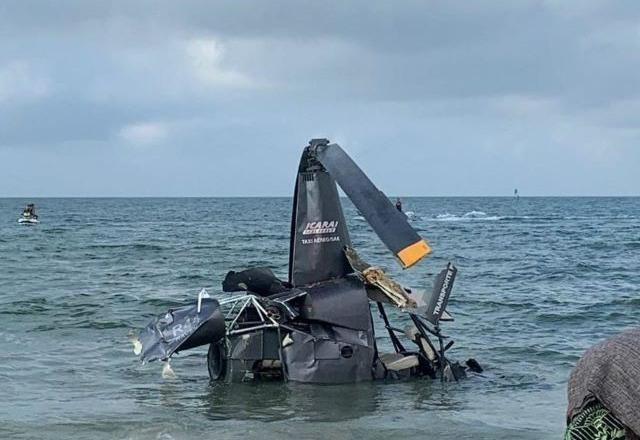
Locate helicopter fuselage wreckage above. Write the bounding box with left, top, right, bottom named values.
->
left=134, top=139, right=481, bottom=383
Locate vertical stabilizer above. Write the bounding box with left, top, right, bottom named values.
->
left=288, top=140, right=353, bottom=286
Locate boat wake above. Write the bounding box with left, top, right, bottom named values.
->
left=434, top=211, right=503, bottom=222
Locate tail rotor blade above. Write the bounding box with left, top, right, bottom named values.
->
left=312, top=143, right=431, bottom=268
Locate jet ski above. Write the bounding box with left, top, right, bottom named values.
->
left=133, top=139, right=481, bottom=383
left=18, top=203, right=39, bottom=224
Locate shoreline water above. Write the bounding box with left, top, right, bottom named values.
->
left=1, top=197, right=638, bottom=439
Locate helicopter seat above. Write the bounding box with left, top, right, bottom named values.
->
left=379, top=352, right=419, bottom=371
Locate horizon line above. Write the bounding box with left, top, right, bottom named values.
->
left=1, top=195, right=639, bottom=199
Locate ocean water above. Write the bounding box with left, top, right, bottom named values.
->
left=1, top=197, right=638, bottom=440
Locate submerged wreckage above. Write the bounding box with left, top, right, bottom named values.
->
left=133, top=139, right=481, bottom=383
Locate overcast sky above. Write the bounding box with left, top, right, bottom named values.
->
left=0, top=1, right=638, bottom=196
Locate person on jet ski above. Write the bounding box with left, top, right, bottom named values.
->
left=23, top=204, right=37, bottom=218
left=395, top=198, right=402, bottom=212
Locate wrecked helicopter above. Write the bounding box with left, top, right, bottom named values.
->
left=133, top=139, right=481, bottom=384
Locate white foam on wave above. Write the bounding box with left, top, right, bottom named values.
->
left=434, top=211, right=503, bottom=221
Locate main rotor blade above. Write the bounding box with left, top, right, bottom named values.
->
left=313, top=143, right=431, bottom=268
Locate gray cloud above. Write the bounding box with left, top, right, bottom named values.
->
left=0, top=1, right=638, bottom=195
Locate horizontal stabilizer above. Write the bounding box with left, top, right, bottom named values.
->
left=312, top=143, right=431, bottom=268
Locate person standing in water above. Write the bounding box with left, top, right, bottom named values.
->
left=395, top=198, right=402, bottom=213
